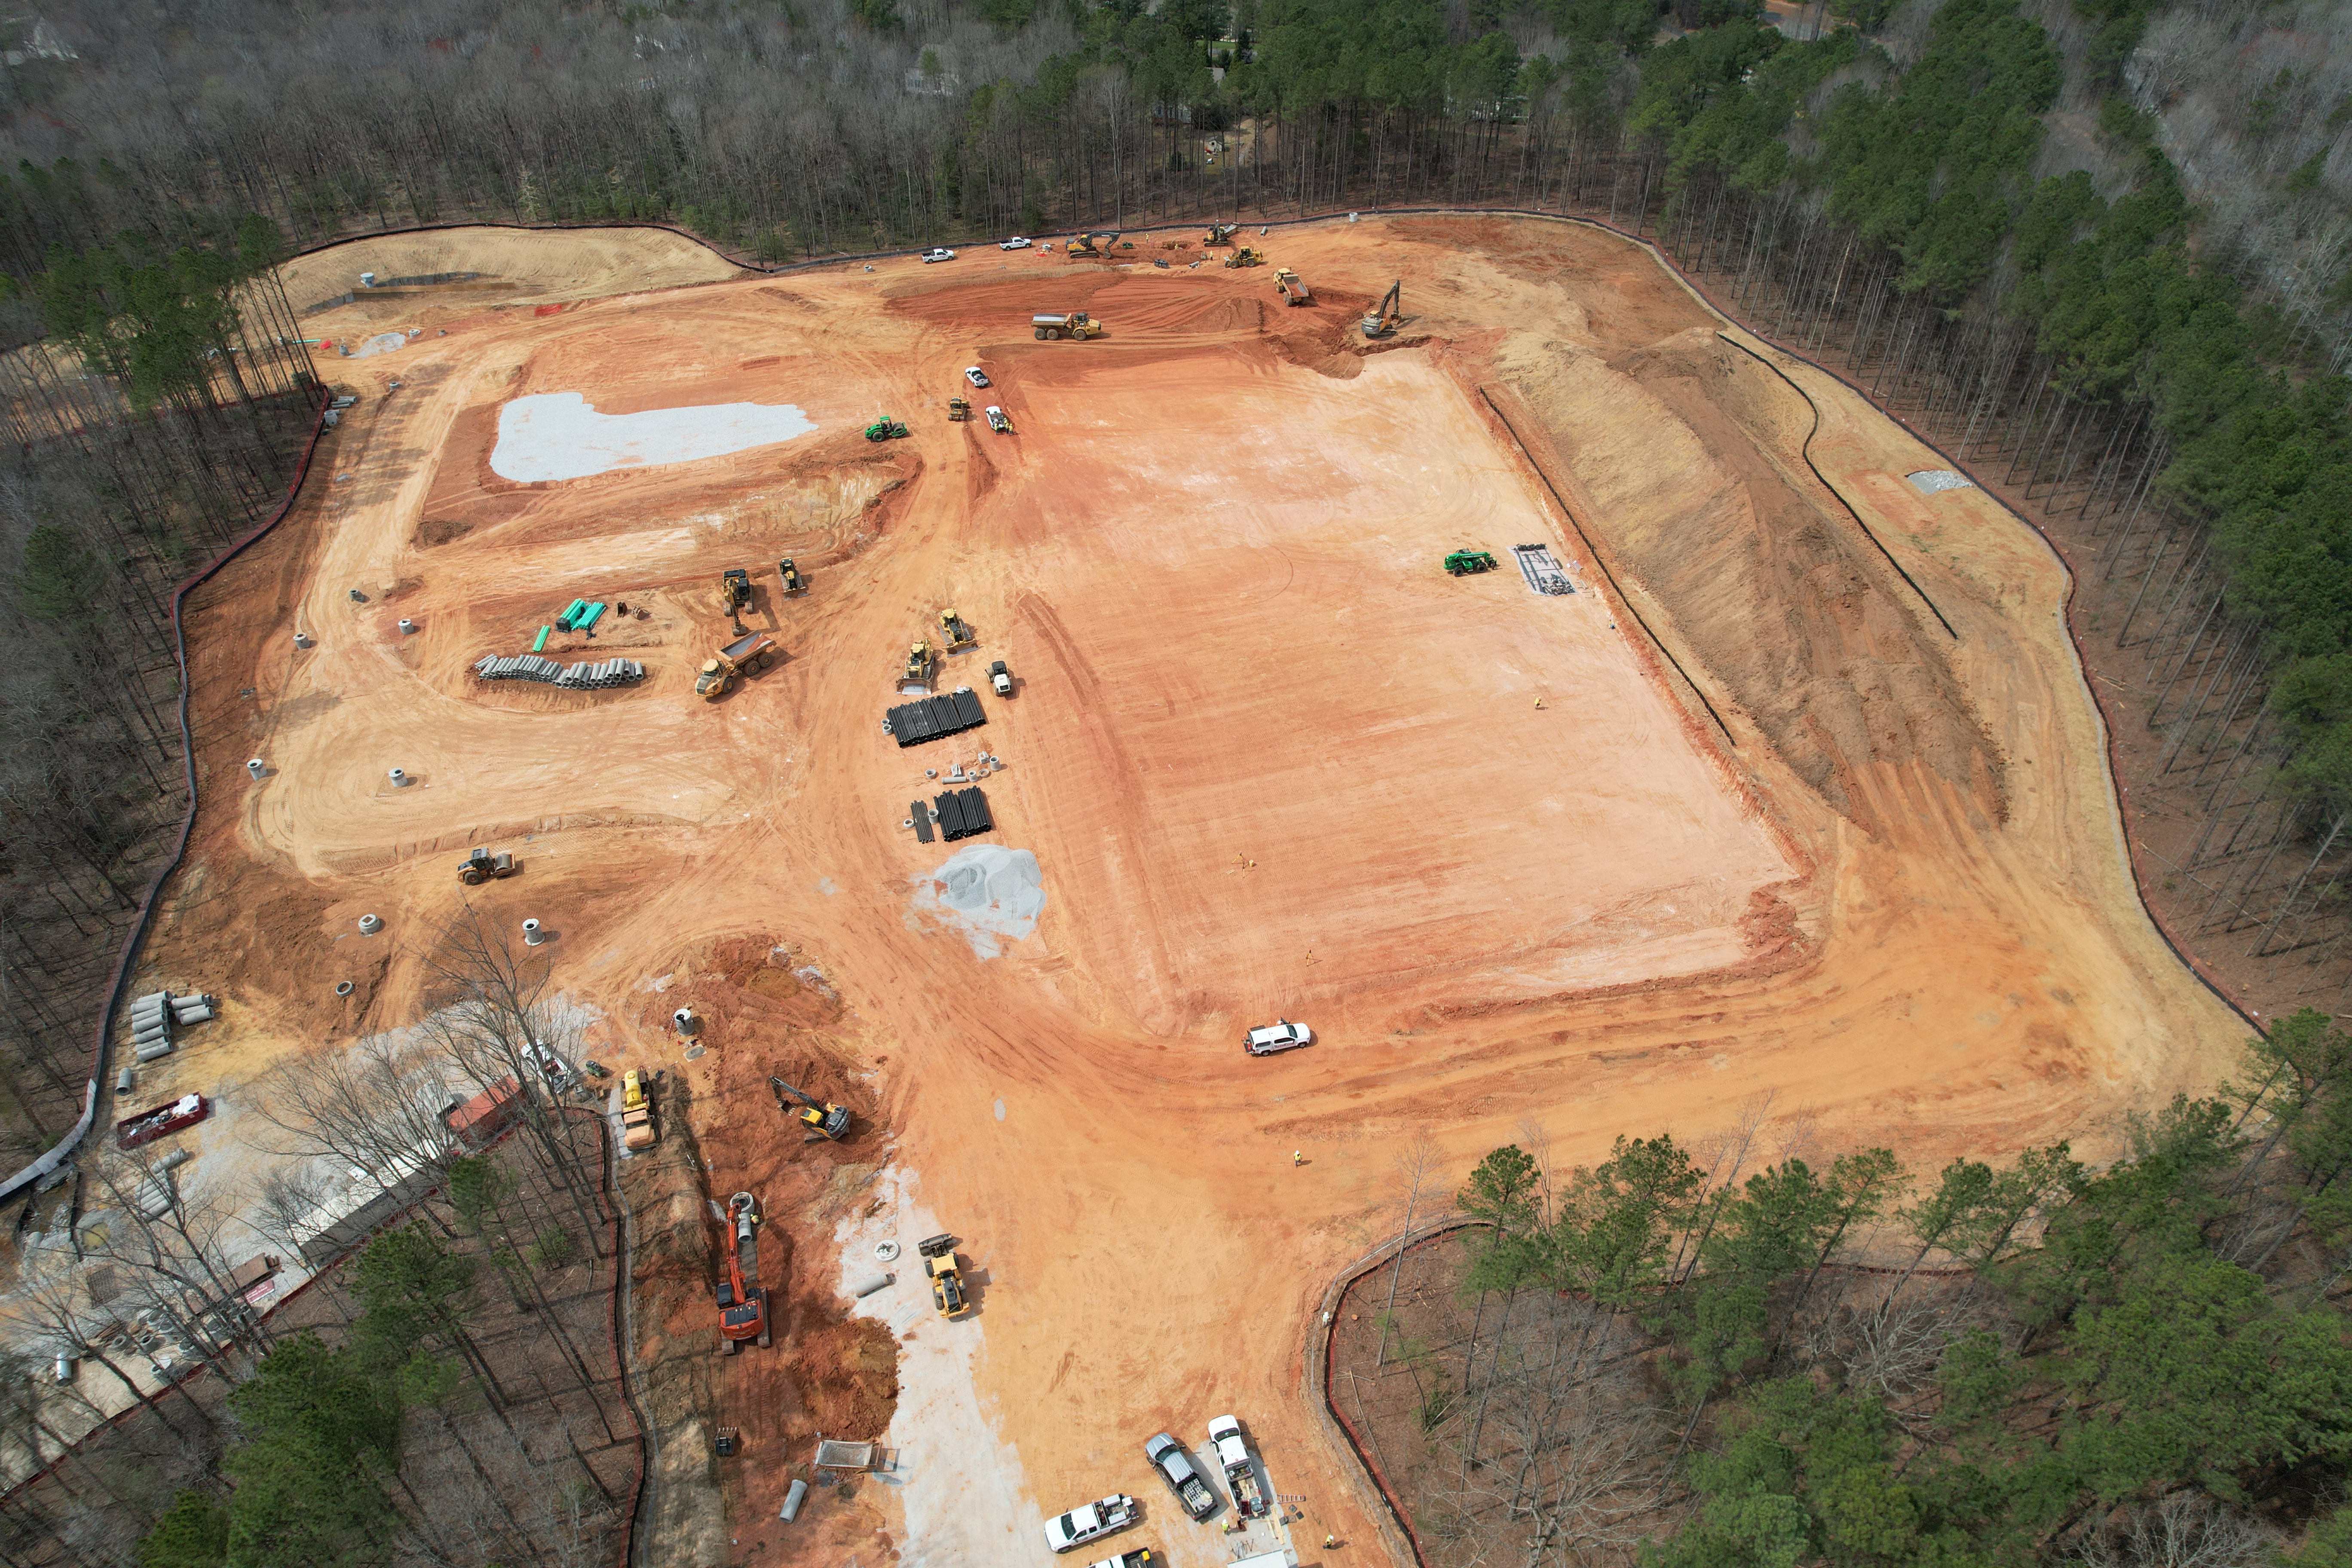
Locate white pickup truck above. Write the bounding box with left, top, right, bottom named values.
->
left=1043, top=1493, right=1139, bottom=1554
left=1208, top=1415, right=1269, bottom=1519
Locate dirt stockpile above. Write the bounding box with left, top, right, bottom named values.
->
left=1509, top=327, right=2003, bottom=834
left=144, top=216, right=2242, bottom=1568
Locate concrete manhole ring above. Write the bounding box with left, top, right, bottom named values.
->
left=874, top=1240, right=901, bottom=1263
left=335, top=981, right=355, bottom=997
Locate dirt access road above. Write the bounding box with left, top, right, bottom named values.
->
left=142, top=219, right=2241, bottom=1566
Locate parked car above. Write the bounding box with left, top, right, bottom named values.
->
left=965, top=366, right=990, bottom=387
left=921, top=247, right=957, bottom=263
left=1000, top=236, right=1032, bottom=250
left=1245, top=1020, right=1314, bottom=1057
left=1143, top=1433, right=1217, bottom=1521
left=1042, top=1494, right=1139, bottom=1554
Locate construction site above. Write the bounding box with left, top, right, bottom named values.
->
left=46, top=214, right=2245, bottom=1565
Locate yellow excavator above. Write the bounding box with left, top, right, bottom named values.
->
left=1068, top=231, right=1119, bottom=258
left=1204, top=222, right=1238, bottom=247
left=1361, top=279, right=1403, bottom=339
left=771, top=1077, right=851, bottom=1142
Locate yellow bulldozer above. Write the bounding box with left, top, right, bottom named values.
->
left=948, top=395, right=972, bottom=421
left=903, top=640, right=937, bottom=688
left=939, top=608, right=977, bottom=651
left=1224, top=246, right=1264, bottom=268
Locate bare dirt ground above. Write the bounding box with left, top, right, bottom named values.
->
left=126, top=218, right=2243, bottom=1567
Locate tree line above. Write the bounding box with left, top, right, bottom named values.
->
left=1363, top=1007, right=2352, bottom=1562
left=0, top=219, right=320, bottom=1169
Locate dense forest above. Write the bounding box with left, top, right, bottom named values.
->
left=2, top=0, right=2352, bottom=1555
left=1337, top=1009, right=2352, bottom=1563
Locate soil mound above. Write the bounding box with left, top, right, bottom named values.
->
left=1519, top=328, right=2001, bottom=832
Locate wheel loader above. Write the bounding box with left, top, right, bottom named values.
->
left=1223, top=246, right=1263, bottom=268
left=920, top=1234, right=971, bottom=1319
left=771, top=1077, right=852, bottom=1141
left=865, top=416, right=910, bottom=441
left=939, top=608, right=977, bottom=651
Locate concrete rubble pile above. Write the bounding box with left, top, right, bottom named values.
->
left=472, top=653, right=646, bottom=689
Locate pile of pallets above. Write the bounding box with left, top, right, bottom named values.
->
left=473, top=654, right=646, bottom=689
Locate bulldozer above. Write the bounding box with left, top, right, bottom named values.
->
left=1362, top=279, right=1403, bottom=339
left=697, top=630, right=776, bottom=700
left=1204, top=221, right=1239, bottom=247
left=456, top=847, right=514, bottom=886
left=712, top=1192, right=770, bottom=1354
left=865, top=415, right=910, bottom=441
left=920, top=1234, right=971, bottom=1320
left=772, top=1077, right=852, bottom=1142
left=778, top=557, right=806, bottom=595
left=939, top=608, right=977, bottom=651
left=1223, top=246, right=1264, bottom=268
left=1068, top=230, right=1119, bottom=257
left=948, top=395, right=972, bottom=422
left=903, top=640, right=937, bottom=688
left=621, top=1069, right=657, bottom=1152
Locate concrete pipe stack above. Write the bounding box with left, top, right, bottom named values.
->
left=128, top=991, right=173, bottom=1061
left=472, top=653, right=646, bottom=689
left=128, top=989, right=218, bottom=1063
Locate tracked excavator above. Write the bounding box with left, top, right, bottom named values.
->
left=712, top=1191, right=770, bottom=1353
left=772, top=1077, right=852, bottom=1142
left=1204, top=222, right=1238, bottom=247
left=1362, top=279, right=1403, bottom=339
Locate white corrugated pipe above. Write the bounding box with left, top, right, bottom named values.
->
left=781, top=1479, right=808, bottom=1522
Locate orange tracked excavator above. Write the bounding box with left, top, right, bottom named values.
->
left=712, top=1191, right=770, bottom=1354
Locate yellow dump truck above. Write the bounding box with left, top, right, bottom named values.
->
left=621, top=1070, right=656, bottom=1152
left=697, top=630, right=776, bottom=700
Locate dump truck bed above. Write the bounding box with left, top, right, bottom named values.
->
left=721, top=631, right=773, bottom=662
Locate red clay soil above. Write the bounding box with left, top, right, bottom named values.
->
left=129, top=217, right=2245, bottom=1568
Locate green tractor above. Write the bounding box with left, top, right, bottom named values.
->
left=865, top=416, right=910, bottom=441
left=1445, top=549, right=1499, bottom=577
